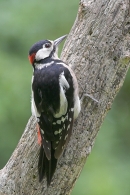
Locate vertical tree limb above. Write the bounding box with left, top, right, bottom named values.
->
left=0, top=0, right=130, bottom=194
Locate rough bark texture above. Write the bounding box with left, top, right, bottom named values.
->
left=0, top=0, right=130, bottom=194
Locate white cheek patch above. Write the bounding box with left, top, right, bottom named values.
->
left=35, top=43, right=54, bottom=61
left=35, top=48, right=50, bottom=60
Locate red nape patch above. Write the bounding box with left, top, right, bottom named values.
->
left=36, top=124, right=42, bottom=145
left=28, top=53, right=35, bottom=64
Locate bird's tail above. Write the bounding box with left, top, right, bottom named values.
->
left=38, top=145, right=57, bottom=185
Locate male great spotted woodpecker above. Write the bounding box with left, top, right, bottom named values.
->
left=28, top=35, right=81, bottom=185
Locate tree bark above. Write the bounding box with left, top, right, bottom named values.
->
left=0, top=0, right=130, bottom=194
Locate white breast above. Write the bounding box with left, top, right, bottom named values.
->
left=31, top=76, right=40, bottom=118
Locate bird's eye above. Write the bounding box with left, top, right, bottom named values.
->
left=45, top=43, right=51, bottom=48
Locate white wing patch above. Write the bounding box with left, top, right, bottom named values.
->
left=54, top=71, right=70, bottom=118
left=59, top=71, right=70, bottom=90
left=56, top=62, right=81, bottom=119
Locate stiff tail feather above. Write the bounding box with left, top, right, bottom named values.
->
left=38, top=145, right=57, bottom=185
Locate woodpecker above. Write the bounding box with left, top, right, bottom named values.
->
left=28, top=35, right=81, bottom=185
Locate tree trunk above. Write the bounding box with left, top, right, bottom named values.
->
left=0, top=0, right=130, bottom=194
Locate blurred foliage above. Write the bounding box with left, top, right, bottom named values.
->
left=0, top=0, right=130, bottom=194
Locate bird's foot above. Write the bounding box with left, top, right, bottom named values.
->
left=81, top=93, right=99, bottom=104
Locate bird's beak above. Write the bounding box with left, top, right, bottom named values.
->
left=54, top=35, right=67, bottom=46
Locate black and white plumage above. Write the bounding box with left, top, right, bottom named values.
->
left=28, top=35, right=81, bottom=185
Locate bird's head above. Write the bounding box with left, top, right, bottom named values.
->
left=28, top=35, right=67, bottom=65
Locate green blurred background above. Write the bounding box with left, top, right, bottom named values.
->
left=0, top=0, right=130, bottom=194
